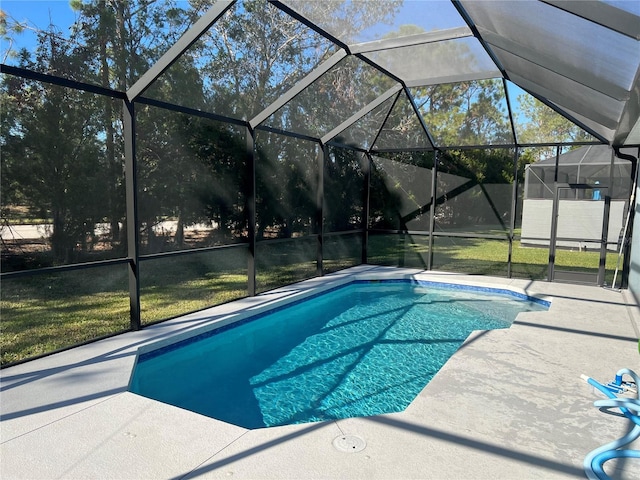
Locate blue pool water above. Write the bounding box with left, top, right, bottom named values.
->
left=129, top=280, right=549, bottom=428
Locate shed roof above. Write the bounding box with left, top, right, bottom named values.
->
left=534, top=145, right=625, bottom=166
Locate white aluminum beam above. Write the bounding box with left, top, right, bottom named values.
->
left=127, top=0, right=236, bottom=101
left=541, top=0, right=640, bottom=40
left=320, top=84, right=402, bottom=145
left=249, top=49, right=347, bottom=129
left=350, top=26, right=472, bottom=54
left=404, top=71, right=500, bottom=88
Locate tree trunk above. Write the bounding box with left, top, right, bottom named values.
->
left=175, top=215, right=184, bottom=247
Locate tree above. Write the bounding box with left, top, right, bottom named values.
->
left=2, top=26, right=107, bottom=262
left=178, top=0, right=403, bottom=238
left=412, top=79, right=512, bottom=147
left=69, top=0, right=195, bottom=250
left=435, top=149, right=515, bottom=230
left=369, top=151, right=432, bottom=231
left=324, top=147, right=365, bottom=233
left=254, top=132, right=318, bottom=239
left=1, top=0, right=411, bottom=257
left=186, top=117, right=248, bottom=242
left=517, top=93, right=594, bottom=161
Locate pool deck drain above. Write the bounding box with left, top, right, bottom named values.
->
left=1, top=266, right=639, bottom=479
left=332, top=434, right=366, bottom=452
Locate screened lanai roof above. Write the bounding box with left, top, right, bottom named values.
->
left=2, top=0, right=639, bottom=149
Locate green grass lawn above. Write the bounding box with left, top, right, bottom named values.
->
left=0, top=235, right=624, bottom=366
left=368, top=234, right=619, bottom=282
left=1, top=266, right=131, bottom=365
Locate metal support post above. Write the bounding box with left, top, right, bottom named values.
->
left=123, top=99, right=141, bottom=330
left=507, top=148, right=519, bottom=278
left=427, top=151, right=439, bottom=270
left=246, top=127, right=256, bottom=296
left=317, top=144, right=325, bottom=276
left=362, top=153, right=372, bottom=264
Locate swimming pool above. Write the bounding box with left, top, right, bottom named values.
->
left=129, top=279, right=549, bottom=429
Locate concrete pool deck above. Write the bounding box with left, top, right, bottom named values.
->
left=1, top=265, right=639, bottom=479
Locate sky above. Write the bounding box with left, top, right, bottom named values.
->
left=352, top=0, right=466, bottom=43
left=2, top=1, right=78, bottom=62
left=4, top=0, right=77, bottom=28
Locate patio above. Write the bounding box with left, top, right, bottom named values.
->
left=2, top=266, right=638, bottom=479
